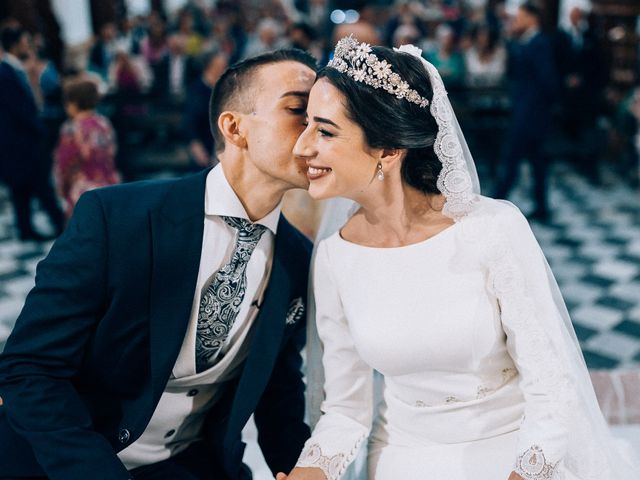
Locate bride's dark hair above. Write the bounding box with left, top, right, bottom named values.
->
left=318, top=46, right=441, bottom=194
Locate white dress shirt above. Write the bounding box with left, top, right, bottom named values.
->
left=118, top=165, right=281, bottom=469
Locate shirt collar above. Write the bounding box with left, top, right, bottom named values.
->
left=3, top=53, right=25, bottom=73
left=204, top=164, right=281, bottom=234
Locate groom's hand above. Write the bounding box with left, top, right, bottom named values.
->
left=508, top=472, right=524, bottom=480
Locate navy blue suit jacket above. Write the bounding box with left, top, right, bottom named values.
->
left=0, top=60, right=46, bottom=184
left=506, top=32, right=560, bottom=139
left=0, top=169, right=311, bottom=479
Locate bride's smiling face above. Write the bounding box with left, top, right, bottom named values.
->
left=293, top=78, right=382, bottom=200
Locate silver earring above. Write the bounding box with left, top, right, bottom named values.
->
left=376, top=162, right=384, bottom=181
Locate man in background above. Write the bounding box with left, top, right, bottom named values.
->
left=494, top=1, right=559, bottom=222
left=184, top=48, right=228, bottom=169
left=0, top=26, right=64, bottom=241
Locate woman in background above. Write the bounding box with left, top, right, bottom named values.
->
left=425, top=24, right=465, bottom=88
left=464, top=23, right=506, bottom=88
left=54, top=78, right=120, bottom=219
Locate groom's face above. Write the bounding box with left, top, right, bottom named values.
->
left=242, top=61, right=316, bottom=190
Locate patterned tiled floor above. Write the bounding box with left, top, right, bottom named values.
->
left=0, top=162, right=638, bottom=477
left=505, top=163, right=640, bottom=369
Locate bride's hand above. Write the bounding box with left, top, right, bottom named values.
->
left=508, top=472, right=524, bottom=480
left=276, top=467, right=327, bottom=480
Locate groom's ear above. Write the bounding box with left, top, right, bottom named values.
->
left=217, top=111, right=248, bottom=149
left=379, top=148, right=405, bottom=170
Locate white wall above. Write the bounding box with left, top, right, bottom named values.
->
left=51, top=0, right=93, bottom=45
left=126, top=0, right=152, bottom=17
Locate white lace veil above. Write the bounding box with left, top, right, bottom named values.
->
left=305, top=43, right=639, bottom=479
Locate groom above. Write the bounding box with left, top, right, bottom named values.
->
left=0, top=49, right=316, bottom=480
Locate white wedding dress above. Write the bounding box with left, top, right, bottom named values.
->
left=298, top=40, right=639, bottom=480
left=297, top=198, right=583, bottom=480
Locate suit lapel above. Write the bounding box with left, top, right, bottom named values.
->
left=148, top=170, right=208, bottom=402
left=225, top=224, right=292, bottom=440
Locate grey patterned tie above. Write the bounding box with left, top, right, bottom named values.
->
left=195, top=216, right=267, bottom=372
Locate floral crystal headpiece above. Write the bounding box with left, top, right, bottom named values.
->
left=327, top=35, right=429, bottom=109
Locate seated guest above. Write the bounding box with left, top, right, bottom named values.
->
left=54, top=78, right=120, bottom=219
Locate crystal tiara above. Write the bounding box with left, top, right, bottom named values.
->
left=327, top=35, right=430, bottom=109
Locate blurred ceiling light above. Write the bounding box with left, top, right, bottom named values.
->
left=344, top=9, right=360, bottom=24
left=608, top=26, right=626, bottom=42
left=330, top=9, right=347, bottom=24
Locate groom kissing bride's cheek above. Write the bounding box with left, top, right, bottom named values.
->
left=0, top=50, right=318, bottom=480
left=0, top=32, right=638, bottom=480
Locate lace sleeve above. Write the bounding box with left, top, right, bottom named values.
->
left=479, top=203, right=576, bottom=479
left=296, top=241, right=373, bottom=480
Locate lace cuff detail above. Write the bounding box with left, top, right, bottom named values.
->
left=297, top=444, right=344, bottom=480
left=296, top=435, right=366, bottom=480
left=515, top=445, right=560, bottom=480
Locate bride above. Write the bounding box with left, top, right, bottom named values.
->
left=278, top=36, right=639, bottom=480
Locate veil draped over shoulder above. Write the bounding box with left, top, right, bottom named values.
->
left=305, top=43, right=639, bottom=479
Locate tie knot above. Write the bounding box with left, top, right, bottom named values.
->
left=223, top=216, right=267, bottom=243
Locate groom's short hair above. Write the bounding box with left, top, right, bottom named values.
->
left=209, top=49, right=317, bottom=153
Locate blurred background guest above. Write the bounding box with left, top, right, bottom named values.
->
left=108, top=47, right=152, bottom=95
left=140, top=11, right=168, bottom=67
left=465, top=22, right=506, bottom=87
left=29, top=32, right=66, bottom=189
left=287, top=22, right=323, bottom=63
left=391, top=23, right=422, bottom=49
left=175, top=8, right=203, bottom=57
left=425, top=23, right=466, bottom=87
left=613, top=85, right=640, bottom=185
left=208, top=2, right=247, bottom=65
left=150, top=33, right=197, bottom=102
left=89, top=21, right=118, bottom=81
left=0, top=26, right=64, bottom=241
left=557, top=6, right=608, bottom=184
left=385, top=0, right=428, bottom=48
left=115, top=16, right=143, bottom=56
left=54, top=78, right=119, bottom=219
left=304, top=0, right=330, bottom=34
left=333, top=14, right=381, bottom=48
left=494, top=0, right=559, bottom=222
left=242, top=17, right=289, bottom=59
left=184, top=48, right=228, bottom=170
